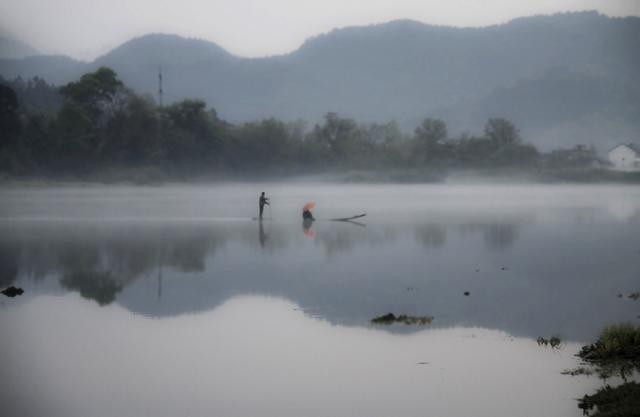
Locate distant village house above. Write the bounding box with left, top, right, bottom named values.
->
left=608, top=144, right=640, bottom=171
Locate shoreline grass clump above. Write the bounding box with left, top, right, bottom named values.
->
left=578, top=324, right=640, bottom=362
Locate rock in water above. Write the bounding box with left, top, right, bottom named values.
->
left=1, top=286, right=24, bottom=297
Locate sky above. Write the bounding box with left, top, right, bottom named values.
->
left=1, top=0, right=639, bottom=61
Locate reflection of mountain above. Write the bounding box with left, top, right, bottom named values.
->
left=1, top=217, right=638, bottom=342
left=0, top=242, right=17, bottom=287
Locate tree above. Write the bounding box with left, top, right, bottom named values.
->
left=415, top=118, right=447, bottom=145
left=160, top=99, right=222, bottom=172
left=0, top=84, right=20, bottom=140
left=59, top=67, right=124, bottom=125
left=48, top=100, right=97, bottom=174
left=490, top=142, right=539, bottom=166
left=453, top=134, right=496, bottom=166
left=0, top=84, right=23, bottom=173
left=310, top=112, right=362, bottom=164
left=105, top=94, right=159, bottom=164
left=545, top=145, right=598, bottom=168
left=8, top=76, right=62, bottom=116
left=363, top=121, right=403, bottom=145
left=413, top=118, right=448, bottom=163
left=484, top=118, right=520, bottom=146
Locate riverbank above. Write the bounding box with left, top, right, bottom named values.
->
left=2, top=166, right=640, bottom=187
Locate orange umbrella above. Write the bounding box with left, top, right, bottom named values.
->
left=302, top=202, right=316, bottom=212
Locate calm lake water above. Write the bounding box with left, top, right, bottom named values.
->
left=1, top=183, right=639, bottom=417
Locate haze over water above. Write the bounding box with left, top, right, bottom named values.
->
left=1, top=183, right=639, bottom=417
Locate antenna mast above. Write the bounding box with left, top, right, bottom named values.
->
left=158, top=67, right=163, bottom=107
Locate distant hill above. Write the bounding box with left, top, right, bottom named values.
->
left=1, top=11, right=639, bottom=150
left=0, top=31, right=39, bottom=59
left=432, top=67, right=640, bottom=149
left=0, top=54, right=86, bottom=83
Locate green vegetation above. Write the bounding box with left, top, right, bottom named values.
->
left=371, top=313, right=434, bottom=325
left=0, top=67, right=630, bottom=183
left=60, top=270, right=123, bottom=306
left=561, top=367, right=593, bottom=376
left=578, top=324, right=640, bottom=363
left=569, top=324, right=640, bottom=416
left=537, top=336, right=562, bottom=349
left=578, top=382, right=640, bottom=417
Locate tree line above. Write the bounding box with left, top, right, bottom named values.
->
left=0, top=67, right=599, bottom=181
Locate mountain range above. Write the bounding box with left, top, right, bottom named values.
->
left=1, top=11, right=639, bottom=150
left=0, top=29, right=39, bottom=59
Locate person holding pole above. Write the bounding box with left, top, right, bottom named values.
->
left=259, top=192, right=270, bottom=219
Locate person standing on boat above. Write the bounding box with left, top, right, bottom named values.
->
left=259, top=192, right=270, bottom=219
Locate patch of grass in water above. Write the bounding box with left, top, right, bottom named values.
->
left=371, top=313, right=433, bottom=325
left=537, top=336, right=562, bottom=349
left=561, top=367, right=594, bottom=377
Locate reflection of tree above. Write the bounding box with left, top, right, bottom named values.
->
left=483, top=224, right=519, bottom=250
left=320, top=233, right=353, bottom=256
left=315, top=223, right=371, bottom=257
left=59, top=243, right=100, bottom=272
left=1, top=224, right=227, bottom=305
left=109, top=237, right=157, bottom=279
left=414, top=224, right=446, bottom=248
left=0, top=219, right=523, bottom=306
left=415, top=222, right=519, bottom=250
left=0, top=243, right=18, bottom=287
left=61, top=270, right=123, bottom=306
left=456, top=222, right=520, bottom=250
left=165, top=236, right=210, bottom=272
left=56, top=239, right=143, bottom=305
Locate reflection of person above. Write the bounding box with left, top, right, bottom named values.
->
left=259, top=192, right=270, bottom=219
left=302, top=218, right=315, bottom=237
left=302, top=208, right=314, bottom=220
left=259, top=218, right=267, bottom=247
left=302, top=202, right=315, bottom=236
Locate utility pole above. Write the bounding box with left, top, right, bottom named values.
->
left=156, top=67, right=164, bottom=160
left=158, top=67, right=163, bottom=107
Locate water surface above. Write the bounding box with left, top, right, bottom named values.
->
left=1, top=184, right=639, bottom=417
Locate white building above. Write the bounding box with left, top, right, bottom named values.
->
left=608, top=144, right=640, bottom=171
